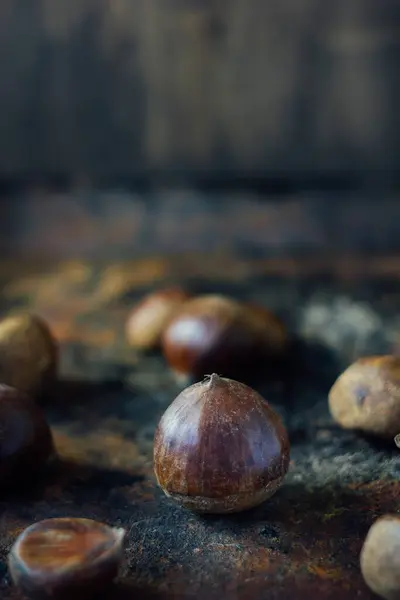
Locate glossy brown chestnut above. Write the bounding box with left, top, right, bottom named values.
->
left=360, top=515, right=400, bottom=600
left=161, top=295, right=287, bottom=381
left=0, top=313, right=58, bottom=398
left=0, top=384, right=54, bottom=489
left=8, top=517, right=125, bottom=600
left=328, top=355, right=400, bottom=439
left=153, top=374, right=290, bottom=513
left=125, top=287, right=190, bottom=351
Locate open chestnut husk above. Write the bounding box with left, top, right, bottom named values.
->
left=161, top=295, right=287, bottom=381
left=0, top=384, right=55, bottom=489
left=0, top=313, right=58, bottom=399
left=125, top=287, right=190, bottom=351
left=8, top=517, right=125, bottom=600
left=360, top=515, right=400, bottom=600
left=154, top=374, right=290, bottom=514
left=328, top=356, right=400, bottom=439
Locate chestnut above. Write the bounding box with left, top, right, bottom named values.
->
left=153, top=373, right=290, bottom=514
left=395, top=434, right=400, bottom=449
left=0, top=313, right=58, bottom=399
left=161, top=295, right=287, bottom=381
left=245, top=302, right=287, bottom=350
left=360, top=515, right=400, bottom=600
left=125, top=287, right=190, bottom=351
left=0, top=384, right=54, bottom=489
left=328, top=356, right=400, bottom=439
left=8, top=517, right=125, bottom=600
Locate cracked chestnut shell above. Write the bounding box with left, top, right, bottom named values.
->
left=161, top=295, right=287, bottom=381
left=0, top=384, right=54, bottom=489
left=328, top=356, right=400, bottom=439
left=153, top=374, right=290, bottom=514
left=0, top=313, right=58, bottom=399
left=360, top=515, right=400, bottom=600
left=125, top=287, right=190, bottom=351
left=8, top=517, right=125, bottom=600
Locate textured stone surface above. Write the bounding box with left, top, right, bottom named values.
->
left=0, top=253, right=399, bottom=598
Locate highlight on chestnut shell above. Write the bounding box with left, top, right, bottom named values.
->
left=153, top=374, right=290, bottom=514
left=161, top=294, right=287, bottom=381
left=328, top=355, right=400, bottom=439
left=8, top=517, right=125, bottom=600
left=0, top=312, right=58, bottom=399
left=0, top=384, right=55, bottom=489
left=125, top=287, right=190, bottom=351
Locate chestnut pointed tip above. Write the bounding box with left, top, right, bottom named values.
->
left=204, top=373, right=222, bottom=386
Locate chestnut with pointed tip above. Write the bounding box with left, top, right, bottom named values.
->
left=328, top=356, right=400, bottom=439
left=161, top=295, right=287, bottom=381
left=360, top=515, right=400, bottom=600
left=0, top=313, right=58, bottom=399
left=125, top=287, right=190, bottom=351
left=0, top=384, right=54, bottom=489
left=8, top=517, right=125, bottom=600
left=153, top=374, right=290, bottom=514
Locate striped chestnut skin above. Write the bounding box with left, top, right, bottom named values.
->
left=8, top=518, right=125, bottom=600
left=153, top=374, right=290, bottom=514
left=161, top=295, right=287, bottom=382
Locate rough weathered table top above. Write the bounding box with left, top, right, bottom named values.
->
left=0, top=255, right=399, bottom=599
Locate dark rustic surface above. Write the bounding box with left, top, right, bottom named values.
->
left=0, top=252, right=399, bottom=599
left=0, top=0, right=399, bottom=176
left=3, top=191, right=400, bottom=260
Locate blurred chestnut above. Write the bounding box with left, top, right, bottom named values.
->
left=161, top=295, right=287, bottom=381
left=360, top=515, right=400, bottom=600
left=8, top=517, right=125, bottom=600
left=0, top=313, right=58, bottom=399
left=395, top=433, right=400, bottom=449
left=328, top=356, right=400, bottom=439
left=0, top=384, right=54, bottom=489
left=244, top=302, right=287, bottom=352
left=154, top=373, right=290, bottom=513
left=125, top=287, right=190, bottom=351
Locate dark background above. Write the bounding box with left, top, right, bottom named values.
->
left=0, top=0, right=399, bottom=180
left=0, top=1, right=400, bottom=259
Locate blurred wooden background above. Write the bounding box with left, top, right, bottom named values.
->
left=0, top=0, right=399, bottom=178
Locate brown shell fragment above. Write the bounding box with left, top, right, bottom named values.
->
left=8, top=517, right=125, bottom=600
